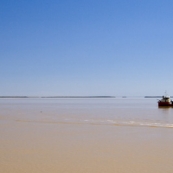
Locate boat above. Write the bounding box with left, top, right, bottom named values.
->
left=158, top=94, right=173, bottom=106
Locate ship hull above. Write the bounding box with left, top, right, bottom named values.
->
left=158, top=102, right=173, bottom=107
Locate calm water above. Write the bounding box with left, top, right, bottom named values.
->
left=0, top=98, right=173, bottom=128
left=1, top=98, right=173, bottom=173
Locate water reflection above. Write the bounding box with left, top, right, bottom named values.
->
left=158, top=107, right=172, bottom=111
left=158, top=106, right=172, bottom=114
left=158, top=106, right=173, bottom=124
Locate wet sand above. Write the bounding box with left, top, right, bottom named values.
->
left=1, top=98, right=173, bottom=173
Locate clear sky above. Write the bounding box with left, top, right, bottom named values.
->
left=1, top=0, right=173, bottom=96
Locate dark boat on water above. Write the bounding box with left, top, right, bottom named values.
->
left=158, top=94, right=173, bottom=107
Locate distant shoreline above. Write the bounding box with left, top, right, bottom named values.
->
left=145, top=96, right=173, bottom=98
left=0, top=96, right=171, bottom=98
left=0, top=96, right=115, bottom=99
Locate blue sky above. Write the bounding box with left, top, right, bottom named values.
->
left=1, top=0, right=173, bottom=96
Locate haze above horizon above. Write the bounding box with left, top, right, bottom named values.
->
left=1, top=0, right=173, bottom=96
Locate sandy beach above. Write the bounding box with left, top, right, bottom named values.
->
left=1, top=98, right=173, bottom=173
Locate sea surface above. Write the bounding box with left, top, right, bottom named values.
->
left=0, top=98, right=173, bottom=128
left=1, top=98, right=173, bottom=173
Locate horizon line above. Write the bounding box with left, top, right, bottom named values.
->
left=0, top=96, right=168, bottom=98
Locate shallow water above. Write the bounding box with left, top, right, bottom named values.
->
left=1, top=98, right=173, bottom=173
left=0, top=98, right=173, bottom=128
